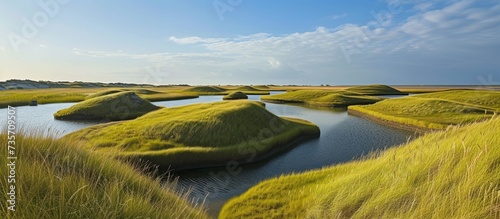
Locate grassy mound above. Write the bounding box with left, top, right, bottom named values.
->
left=184, top=86, right=226, bottom=93
left=220, top=116, right=500, bottom=218
left=86, top=88, right=163, bottom=99
left=223, top=91, right=248, bottom=100
left=253, top=85, right=270, bottom=90
left=345, top=84, right=407, bottom=95
left=63, top=101, right=320, bottom=170
left=348, top=90, right=499, bottom=131
left=261, top=90, right=380, bottom=107
left=234, top=86, right=259, bottom=91
left=54, top=91, right=160, bottom=121
left=0, top=133, right=208, bottom=218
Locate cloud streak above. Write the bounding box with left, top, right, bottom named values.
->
left=74, top=0, right=500, bottom=85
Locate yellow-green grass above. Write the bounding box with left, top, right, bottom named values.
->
left=183, top=86, right=227, bottom=93
left=414, top=90, right=500, bottom=111
left=261, top=90, right=381, bottom=107
left=0, top=87, right=199, bottom=108
left=348, top=90, right=500, bottom=131
left=63, top=101, right=320, bottom=170
left=54, top=92, right=160, bottom=121
left=85, top=88, right=162, bottom=99
left=0, top=133, right=208, bottom=218
left=345, top=84, right=407, bottom=95
left=223, top=91, right=248, bottom=100
left=0, top=88, right=90, bottom=108
left=220, top=116, right=500, bottom=219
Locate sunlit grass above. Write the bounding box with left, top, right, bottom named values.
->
left=0, top=132, right=208, bottom=219
left=220, top=116, right=500, bottom=219
left=348, top=90, right=500, bottom=130
left=63, top=101, right=320, bottom=170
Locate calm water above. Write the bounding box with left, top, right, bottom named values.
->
left=0, top=92, right=415, bottom=216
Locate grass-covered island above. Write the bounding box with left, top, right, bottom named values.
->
left=63, top=101, right=320, bottom=170
left=260, top=85, right=406, bottom=107
left=184, top=85, right=270, bottom=95
left=220, top=116, right=500, bottom=219
left=348, top=90, right=500, bottom=132
left=0, top=133, right=208, bottom=218
left=223, top=91, right=248, bottom=100
left=261, top=90, right=381, bottom=107
left=54, top=91, right=160, bottom=121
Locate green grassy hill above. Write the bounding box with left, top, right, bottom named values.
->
left=220, top=116, right=500, bottom=218
left=0, top=133, right=208, bottom=219
left=86, top=88, right=162, bottom=99
left=54, top=91, right=160, bottom=121
left=223, top=91, right=248, bottom=100
left=261, top=90, right=381, bottom=107
left=348, top=90, right=500, bottom=131
left=63, top=101, right=320, bottom=170
left=345, top=84, right=407, bottom=95
left=184, top=86, right=226, bottom=93
left=234, top=86, right=259, bottom=91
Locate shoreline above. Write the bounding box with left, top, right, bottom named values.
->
left=347, top=108, right=440, bottom=134
left=136, top=133, right=321, bottom=172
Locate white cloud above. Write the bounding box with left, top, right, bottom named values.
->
left=38, top=44, right=48, bottom=48
left=168, top=36, right=225, bottom=44
left=0, top=46, right=5, bottom=52
left=330, top=13, right=348, bottom=20
left=73, top=0, right=500, bottom=84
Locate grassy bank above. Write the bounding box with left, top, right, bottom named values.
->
left=63, top=101, right=320, bottom=170
left=220, top=116, right=500, bottom=218
left=348, top=90, right=499, bottom=131
left=54, top=91, right=160, bottom=121
left=345, top=84, right=407, bottom=95
left=0, top=133, right=208, bottom=218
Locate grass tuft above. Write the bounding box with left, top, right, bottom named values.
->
left=0, top=132, right=208, bottom=219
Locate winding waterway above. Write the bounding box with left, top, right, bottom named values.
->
left=0, top=92, right=415, bottom=216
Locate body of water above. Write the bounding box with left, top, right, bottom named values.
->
left=0, top=92, right=415, bottom=216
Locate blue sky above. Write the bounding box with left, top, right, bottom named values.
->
left=0, top=0, right=499, bottom=85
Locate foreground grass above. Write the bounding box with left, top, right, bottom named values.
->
left=0, top=133, right=208, bottom=219
left=261, top=90, right=381, bottom=107
left=220, top=116, right=500, bottom=218
left=54, top=91, right=160, bottom=121
left=63, top=101, right=320, bottom=170
left=348, top=90, right=499, bottom=131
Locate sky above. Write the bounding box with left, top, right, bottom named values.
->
left=0, top=0, right=499, bottom=85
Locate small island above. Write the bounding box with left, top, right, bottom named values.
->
left=223, top=91, right=248, bottom=100
left=54, top=91, right=160, bottom=121
left=62, top=101, right=320, bottom=170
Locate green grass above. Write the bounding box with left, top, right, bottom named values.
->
left=183, top=86, right=227, bottom=93
left=261, top=90, right=381, bottom=107
left=0, top=87, right=199, bottom=108
left=85, top=88, right=162, bottom=99
left=54, top=91, right=160, bottom=121
left=63, top=101, right=320, bottom=170
left=220, top=116, right=500, bottom=219
left=345, top=84, right=407, bottom=95
left=348, top=90, right=500, bottom=130
left=223, top=91, right=248, bottom=100
left=0, top=88, right=89, bottom=108
left=0, top=133, right=208, bottom=219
